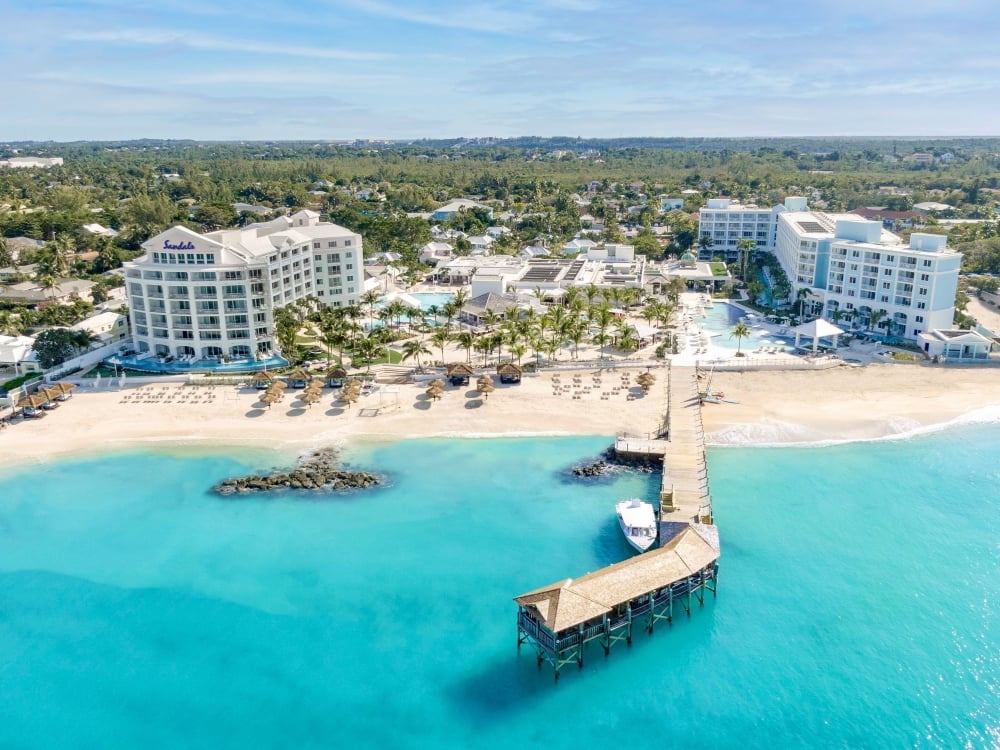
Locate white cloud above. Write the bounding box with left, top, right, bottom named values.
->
left=66, top=29, right=388, bottom=61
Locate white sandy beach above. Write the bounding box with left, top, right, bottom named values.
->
left=2, top=361, right=998, bottom=464
left=0, top=367, right=668, bottom=463
left=699, top=364, right=1000, bottom=445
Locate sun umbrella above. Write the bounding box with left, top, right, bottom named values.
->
left=429, top=378, right=446, bottom=389
left=300, top=390, right=321, bottom=408
left=476, top=376, right=495, bottom=401
left=425, top=385, right=443, bottom=401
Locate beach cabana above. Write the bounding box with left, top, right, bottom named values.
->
left=249, top=371, right=276, bottom=390
left=17, top=392, right=49, bottom=418
left=445, top=362, right=474, bottom=386
left=286, top=368, right=311, bottom=388
left=324, top=366, right=348, bottom=388
left=792, top=318, right=844, bottom=352
left=496, top=362, right=523, bottom=385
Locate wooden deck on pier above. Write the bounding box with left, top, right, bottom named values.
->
left=659, top=365, right=712, bottom=524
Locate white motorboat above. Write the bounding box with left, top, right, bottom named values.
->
left=615, top=498, right=658, bottom=552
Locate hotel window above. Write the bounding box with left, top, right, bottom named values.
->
left=886, top=255, right=895, bottom=262
left=915, top=315, right=924, bottom=323
left=920, top=273, right=929, bottom=281
left=922, top=260, right=932, bottom=267
left=346, top=263, right=353, bottom=270
left=206, top=254, right=216, bottom=264
left=884, top=269, right=892, bottom=275
left=313, top=243, right=321, bottom=249
left=917, top=302, right=926, bottom=309
left=345, top=240, right=352, bottom=246
left=314, top=255, right=323, bottom=262
left=882, top=282, right=890, bottom=289
left=918, top=288, right=927, bottom=295
left=327, top=253, right=340, bottom=263
left=328, top=241, right=337, bottom=248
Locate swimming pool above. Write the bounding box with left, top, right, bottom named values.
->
left=106, top=354, right=289, bottom=374
left=407, top=292, right=454, bottom=311
left=699, top=302, right=795, bottom=351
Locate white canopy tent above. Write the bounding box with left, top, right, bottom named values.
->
left=792, top=318, right=845, bottom=352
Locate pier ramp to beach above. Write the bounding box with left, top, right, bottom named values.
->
left=613, top=365, right=712, bottom=524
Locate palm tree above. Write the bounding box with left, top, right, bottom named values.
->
left=509, top=342, right=526, bottom=366
left=795, top=287, right=812, bottom=322
left=616, top=324, right=640, bottom=354
left=401, top=338, right=432, bottom=370
left=452, top=330, right=475, bottom=364
left=731, top=322, right=751, bottom=356
left=589, top=304, right=615, bottom=360
left=736, top=238, right=756, bottom=282
left=0, top=311, right=21, bottom=336
left=430, top=326, right=451, bottom=366
left=567, top=319, right=587, bottom=360
left=36, top=273, right=61, bottom=302
left=360, top=289, right=382, bottom=333
left=869, top=309, right=888, bottom=335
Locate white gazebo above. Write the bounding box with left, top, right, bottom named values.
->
left=792, top=318, right=844, bottom=352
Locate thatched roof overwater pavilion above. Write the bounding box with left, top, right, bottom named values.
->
left=515, top=525, right=720, bottom=678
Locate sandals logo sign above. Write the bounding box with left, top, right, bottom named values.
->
left=163, top=240, right=196, bottom=251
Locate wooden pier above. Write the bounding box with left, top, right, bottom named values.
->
left=517, top=364, right=719, bottom=678
left=613, top=365, right=713, bottom=523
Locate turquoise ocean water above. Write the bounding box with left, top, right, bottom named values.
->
left=1, top=430, right=998, bottom=749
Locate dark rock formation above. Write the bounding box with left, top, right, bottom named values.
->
left=570, top=447, right=659, bottom=478
left=215, top=449, right=382, bottom=496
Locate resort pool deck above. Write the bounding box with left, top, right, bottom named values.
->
left=106, top=354, right=289, bottom=374
left=697, top=302, right=797, bottom=352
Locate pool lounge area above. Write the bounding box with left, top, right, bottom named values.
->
left=105, top=353, right=289, bottom=374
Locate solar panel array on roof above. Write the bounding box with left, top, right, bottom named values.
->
left=796, top=221, right=826, bottom=233
left=566, top=260, right=587, bottom=280
left=521, top=265, right=563, bottom=283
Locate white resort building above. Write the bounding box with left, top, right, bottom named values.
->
left=124, top=210, right=363, bottom=361
left=697, top=198, right=778, bottom=262
left=698, top=196, right=962, bottom=341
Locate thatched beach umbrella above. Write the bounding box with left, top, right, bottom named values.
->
left=429, top=378, right=446, bottom=389
left=259, top=391, right=279, bottom=409
left=636, top=372, right=656, bottom=393
left=40, top=386, right=63, bottom=402
left=17, top=393, right=49, bottom=410
left=341, top=389, right=359, bottom=408
left=51, top=381, right=77, bottom=399
left=425, top=385, right=443, bottom=401
left=476, top=375, right=495, bottom=401
left=300, top=389, right=321, bottom=408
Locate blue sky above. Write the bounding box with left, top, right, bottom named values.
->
left=4, top=0, right=1000, bottom=140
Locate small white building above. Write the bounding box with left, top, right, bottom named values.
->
left=430, top=199, right=492, bottom=221
left=917, top=329, right=996, bottom=361
left=0, top=334, right=38, bottom=374
left=70, top=310, right=130, bottom=345
left=419, top=242, right=454, bottom=265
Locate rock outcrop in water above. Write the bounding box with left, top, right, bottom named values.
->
left=214, top=449, right=381, bottom=496
left=570, top=447, right=659, bottom=478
